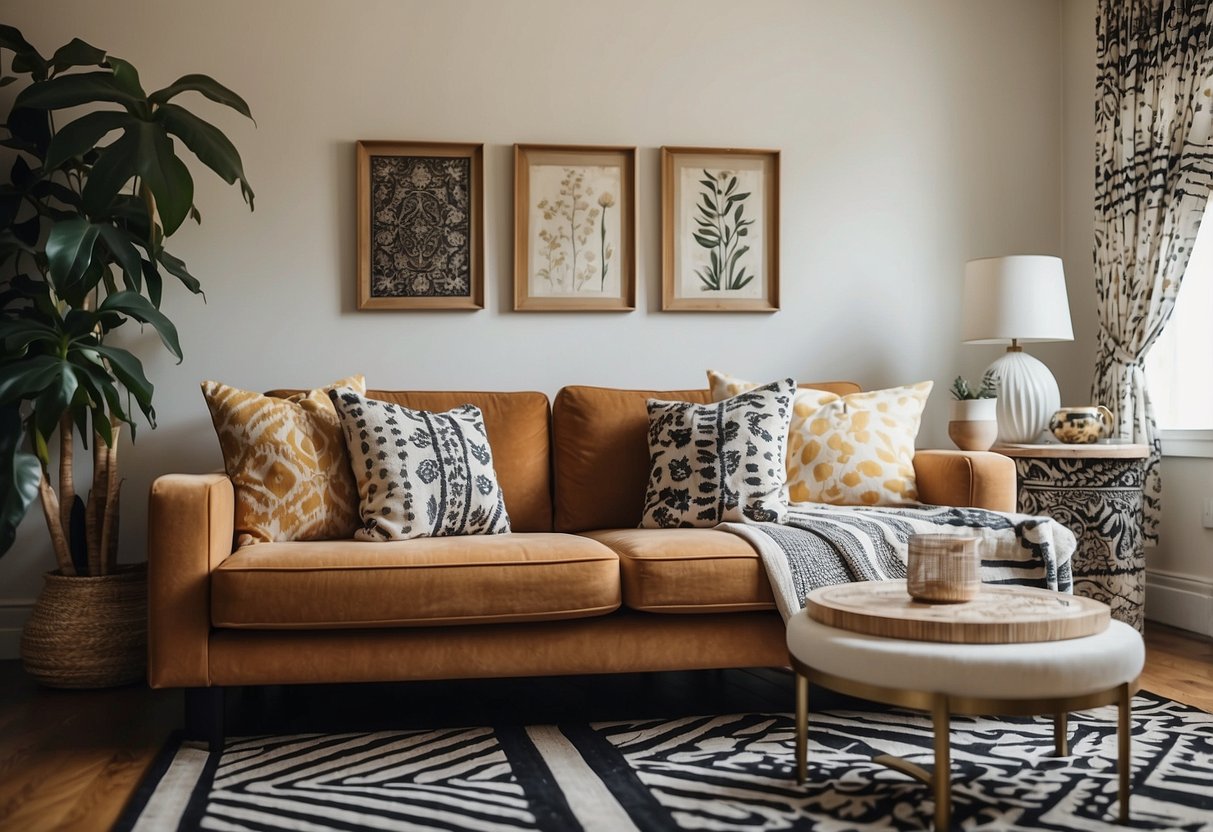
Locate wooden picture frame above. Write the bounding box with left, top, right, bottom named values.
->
left=356, top=141, right=484, bottom=310
left=514, top=144, right=636, bottom=311
left=661, top=146, right=780, bottom=312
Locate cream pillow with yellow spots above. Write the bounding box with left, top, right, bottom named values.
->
left=201, top=375, right=366, bottom=547
left=707, top=370, right=932, bottom=507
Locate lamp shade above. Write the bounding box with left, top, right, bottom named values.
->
left=962, top=256, right=1074, bottom=344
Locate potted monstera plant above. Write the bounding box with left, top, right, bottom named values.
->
left=0, top=25, right=253, bottom=687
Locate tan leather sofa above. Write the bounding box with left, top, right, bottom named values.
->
left=148, top=383, right=1014, bottom=736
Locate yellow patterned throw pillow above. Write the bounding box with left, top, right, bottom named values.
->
left=201, top=375, right=366, bottom=547
left=707, top=370, right=932, bottom=507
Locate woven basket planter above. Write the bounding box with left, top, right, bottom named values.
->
left=20, top=563, right=147, bottom=689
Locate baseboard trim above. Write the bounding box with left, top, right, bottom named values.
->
left=0, top=601, right=34, bottom=661
left=1145, top=570, right=1213, bottom=638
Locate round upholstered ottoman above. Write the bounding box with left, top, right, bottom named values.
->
left=786, top=611, right=1145, bottom=830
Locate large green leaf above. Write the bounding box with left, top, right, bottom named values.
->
left=0, top=318, right=60, bottom=355
left=156, top=103, right=254, bottom=208
left=149, top=73, right=254, bottom=123
left=97, top=225, right=144, bottom=292
left=80, top=128, right=139, bottom=216
left=8, top=155, right=32, bottom=188
left=44, top=218, right=101, bottom=296
left=44, top=110, right=133, bottom=170
left=62, top=308, right=100, bottom=338
left=132, top=122, right=194, bottom=235
left=156, top=248, right=201, bottom=295
left=0, top=26, right=40, bottom=58
left=0, top=25, right=47, bottom=80
left=29, top=178, right=83, bottom=210
left=15, top=71, right=143, bottom=112
left=91, top=344, right=154, bottom=422
left=139, top=258, right=164, bottom=307
left=109, top=194, right=152, bottom=239
left=106, top=56, right=146, bottom=98
left=49, top=38, right=107, bottom=74
left=0, top=403, right=39, bottom=556
left=11, top=215, right=39, bottom=248
left=5, top=106, right=51, bottom=157
left=0, top=355, right=68, bottom=404
left=71, top=349, right=129, bottom=427
left=32, top=364, right=79, bottom=439
left=98, top=290, right=182, bottom=360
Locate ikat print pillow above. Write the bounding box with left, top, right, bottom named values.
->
left=328, top=388, right=510, bottom=541
left=201, top=375, right=365, bottom=547
left=708, top=370, right=932, bottom=507
left=640, top=378, right=795, bottom=529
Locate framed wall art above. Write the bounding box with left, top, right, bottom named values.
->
left=514, top=144, right=636, bottom=311
left=356, top=141, right=483, bottom=310
left=661, top=146, right=780, bottom=312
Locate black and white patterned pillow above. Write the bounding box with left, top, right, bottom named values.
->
left=640, top=378, right=795, bottom=528
left=328, top=388, right=510, bottom=540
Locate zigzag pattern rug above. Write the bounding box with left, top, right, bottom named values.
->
left=118, top=692, right=1213, bottom=831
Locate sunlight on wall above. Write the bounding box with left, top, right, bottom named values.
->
left=1146, top=208, right=1213, bottom=430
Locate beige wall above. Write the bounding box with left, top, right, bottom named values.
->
left=0, top=1, right=1066, bottom=647
left=1044, top=0, right=1097, bottom=403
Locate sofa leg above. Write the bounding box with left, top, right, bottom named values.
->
left=184, top=687, right=226, bottom=753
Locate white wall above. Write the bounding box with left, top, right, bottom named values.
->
left=1, top=0, right=1066, bottom=650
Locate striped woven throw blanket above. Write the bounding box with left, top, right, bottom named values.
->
left=721, top=504, right=1077, bottom=622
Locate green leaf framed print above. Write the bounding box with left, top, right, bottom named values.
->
left=661, top=146, right=780, bottom=312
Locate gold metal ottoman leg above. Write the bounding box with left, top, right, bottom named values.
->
left=1054, top=712, right=1069, bottom=757
left=1118, top=683, right=1132, bottom=823
left=932, top=694, right=951, bottom=831
left=795, top=672, right=808, bottom=784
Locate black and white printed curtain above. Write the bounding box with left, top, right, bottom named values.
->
left=1093, top=0, right=1213, bottom=543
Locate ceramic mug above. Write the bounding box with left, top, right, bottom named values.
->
left=1049, top=405, right=1114, bottom=444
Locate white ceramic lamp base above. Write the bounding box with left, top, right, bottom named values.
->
left=988, top=350, right=1060, bottom=444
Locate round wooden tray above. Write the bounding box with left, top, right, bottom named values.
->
left=806, top=580, right=1110, bottom=644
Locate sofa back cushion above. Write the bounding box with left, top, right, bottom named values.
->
left=270, top=389, right=553, bottom=532
left=552, top=382, right=862, bottom=532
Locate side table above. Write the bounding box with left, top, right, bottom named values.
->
left=994, top=443, right=1148, bottom=631
left=788, top=582, right=1145, bottom=830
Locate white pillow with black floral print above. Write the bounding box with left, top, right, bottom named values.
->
left=708, top=370, right=932, bottom=507
left=640, top=378, right=795, bottom=528
left=328, top=387, right=510, bottom=540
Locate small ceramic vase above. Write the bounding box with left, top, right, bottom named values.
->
left=948, top=398, right=998, bottom=452
left=1049, top=405, right=1114, bottom=444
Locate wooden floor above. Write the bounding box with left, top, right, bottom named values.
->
left=0, top=622, right=1209, bottom=831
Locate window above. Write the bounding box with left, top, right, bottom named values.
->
left=1145, top=203, right=1213, bottom=454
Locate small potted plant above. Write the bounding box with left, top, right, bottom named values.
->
left=948, top=370, right=998, bottom=451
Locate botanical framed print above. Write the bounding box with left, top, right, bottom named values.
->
left=514, top=144, right=636, bottom=311
left=356, top=141, right=483, bottom=310
left=661, top=146, right=780, bottom=312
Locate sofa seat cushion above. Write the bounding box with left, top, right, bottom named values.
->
left=581, top=529, right=774, bottom=613
left=212, top=533, right=620, bottom=629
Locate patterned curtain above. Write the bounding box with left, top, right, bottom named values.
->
left=1093, top=0, right=1213, bottom=543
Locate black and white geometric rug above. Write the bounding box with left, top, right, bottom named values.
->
left=117, top=692, right=1213, bottom=831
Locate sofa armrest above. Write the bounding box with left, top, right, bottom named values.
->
left=913, top=450, right=1016, bottom=512
left=147, top=473, right=234, bottom=688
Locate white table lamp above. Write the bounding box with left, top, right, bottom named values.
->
left=962, top=256, right=1074, bottom=444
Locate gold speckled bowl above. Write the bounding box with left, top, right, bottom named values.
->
left=1049, top=405, right=1114, bottom=444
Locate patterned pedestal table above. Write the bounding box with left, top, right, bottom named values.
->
left=994, top=443, right=1148, bottom=631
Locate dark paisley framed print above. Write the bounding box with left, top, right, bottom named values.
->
left=356, top=141, right=484, bottom=310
